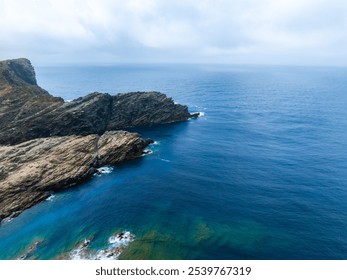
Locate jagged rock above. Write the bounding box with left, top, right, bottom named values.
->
left=107, top=91, right=196, bottom=130
left=0, top=131, right=152, bottom=221
left=0, top=58, right=64, bottom=142
left=0, top=58, right=197, bottom=222
left=0, top=58, right=197, bottom=145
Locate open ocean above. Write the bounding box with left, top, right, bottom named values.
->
left=1, top=64, right=347, bottom=259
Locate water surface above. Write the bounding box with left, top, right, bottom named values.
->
left=1, top=64, right=347, bottom=259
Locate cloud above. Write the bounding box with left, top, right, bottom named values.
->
left=0, top=0, right=346, bottom=65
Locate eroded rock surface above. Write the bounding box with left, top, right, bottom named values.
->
left=0, top=58, right=197, bottom=145
left=0, top=131, right=152, bottom=221
left=0, top=58, right=197, bottom=222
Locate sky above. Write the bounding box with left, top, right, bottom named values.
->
left=1, top=0, right=347, bottom=66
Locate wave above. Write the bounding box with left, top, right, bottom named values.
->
left=191, top=111, right=205, bottom=118
left=68, top=231, right=134, bottom=260
left=95, top=166, right=114, bottom=176
left=142, top=149, right=153, bottom=156
left=46, top=194, right=55, bottom=201
left=1, top=217, right=13, bottom=225
left=198, top=111, right=205, bottom=117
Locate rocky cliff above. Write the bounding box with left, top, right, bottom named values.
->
left=0, top=131, right=152, bottom=221
left=0, top=58, right=198, bottom=222
left=0, top=58, right=197, bottom=145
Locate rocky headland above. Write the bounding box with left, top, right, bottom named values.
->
left=0, top=58, right=198, bottom=222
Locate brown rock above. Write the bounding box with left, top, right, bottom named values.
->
left=0, top=57, right=195, bottom=222
left=0, top=58, right=197, bottom=145
left=0, top=131, right=152, bottom=221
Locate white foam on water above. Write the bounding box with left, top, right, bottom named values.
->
left=189, top=111, right=205, bottom=119
left=109, top=231, right=134, bottom=246
left=68, top=232, right=134, bottom=260
left=142, top=149, right=153, bottom=156
left=160, top=159, right=171, bottom=163
left=152, top=141, right=160, bottom=145
left=68, top=239, right=91, bottom=259
left=95, top=166, right=114, bottom=176
left=46, top=194, right=55, bottom=201
left=1, top=217, right=13, bottom=225
left=97, top=166, right=113, bottom=174
left=69, top=247, right=87, bottom=260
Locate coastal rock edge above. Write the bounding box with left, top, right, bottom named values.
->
left=0, top=58, right=196, bottom=222
left=0, top=58, right=198, bottom=145
left=0, top=131, right=152, bottom=222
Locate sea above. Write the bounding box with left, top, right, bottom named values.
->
left=0, top=64, right=347, bottom=259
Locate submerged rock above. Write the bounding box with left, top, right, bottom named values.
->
left=17, top=240, right=43, bottom=260
left=66, top=231, right=135, bottom=260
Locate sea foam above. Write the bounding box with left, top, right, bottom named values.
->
left=142, top=149, right=153, bottom=156
left=95, top=166, right=114, bottom=176
left=68, top=231, right=134, bottom=260
left=46, top=194, right=55, bottom=201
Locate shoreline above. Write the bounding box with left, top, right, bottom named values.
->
left=0, top=58, right=198, bottom=224
left=0, top=131, right=153, bottom=223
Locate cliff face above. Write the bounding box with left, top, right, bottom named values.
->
left=107, top=91, right=194, bottom=130
left=0, top=131, right=152, bottom=221
left=0, top=58, right=197, bottom=222
left=0, top=58, right=196, bottom=145
left=0, top=58, right=64, bottom=140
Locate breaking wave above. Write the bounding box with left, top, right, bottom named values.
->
left=68, top=231, right=134, bottom=260
left=94, top=166, right=114, bottom=176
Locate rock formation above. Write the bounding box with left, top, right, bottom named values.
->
left=0, top=58, right=198, bottom=222
left=0, top=131, right=152, bottom=221
left=0, top=58, right=197, bottom=145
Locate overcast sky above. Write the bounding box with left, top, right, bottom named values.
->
left=1, top=0, right=347, bottom=66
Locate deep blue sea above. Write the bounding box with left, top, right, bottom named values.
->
left=1, top=64, right=347, bottom=259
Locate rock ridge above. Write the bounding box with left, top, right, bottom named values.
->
left=0, top=58, right=197, bottom=222
left=0, top=131, right=152, bottom=222
left=0, top=58, right=198, bottom=145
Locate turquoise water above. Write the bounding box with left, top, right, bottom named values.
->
left=1, top=64, right=347, bottom=259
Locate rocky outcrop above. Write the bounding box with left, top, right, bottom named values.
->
left=107, top=91, right=197, bottom=130
left=0, top=131, right=152, bottom=221
left=0, top=58, right=197, bottom=222
left=0, top=58, right=197, bottom=145
left=0, top=58, right=64, bottom=142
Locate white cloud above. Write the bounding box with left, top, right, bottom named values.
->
left=0, top=0, right=347, bottom=65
